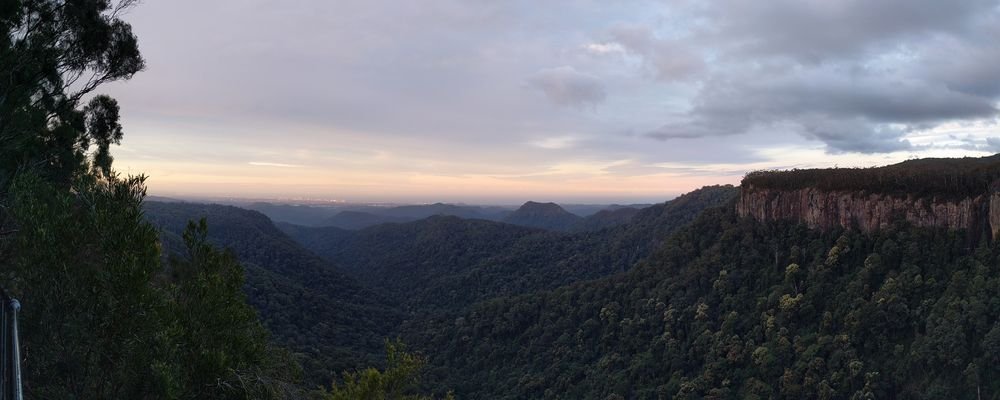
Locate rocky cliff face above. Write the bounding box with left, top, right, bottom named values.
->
left=737, top=185, right=1000, bottom=239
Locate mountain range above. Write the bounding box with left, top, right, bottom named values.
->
left=239, top=199, right=651, bottom=231
left=142, top=155, right=1000, bottom=399
left=145, top=185, right=735, bottom=387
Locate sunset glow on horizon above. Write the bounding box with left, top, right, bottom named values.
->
left=106, top=0, right=1000, bottom=203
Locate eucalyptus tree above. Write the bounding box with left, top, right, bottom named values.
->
left=1, top=2, right=295, bottom=398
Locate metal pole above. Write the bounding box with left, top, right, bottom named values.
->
left=1, top=300, right=6, bottom=400
left=8, top=299, right=20, bottom=400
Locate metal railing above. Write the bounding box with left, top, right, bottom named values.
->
left=0, top=289, right=22, bottom=400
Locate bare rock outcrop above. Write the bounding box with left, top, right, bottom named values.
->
left=737, top=185, right=1000, bottom=239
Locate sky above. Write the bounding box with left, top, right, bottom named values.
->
left=106, top=0, right=1000, bottom=204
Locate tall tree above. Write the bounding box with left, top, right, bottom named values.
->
left=162, top=219, right=301, bottom=399
left=1, top=3, right=150, bottom=394
left=0, top=0, right=144, bottom=187
left=0, top=1, right=299, bottom=398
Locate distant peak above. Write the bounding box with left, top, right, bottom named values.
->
left=502, top=201, right=580, bottom=231
left=520, top=200, right=558, bottom=207
left=508, top=202, right=577, bottom=221
left=517, top=201, right=566, bottom=212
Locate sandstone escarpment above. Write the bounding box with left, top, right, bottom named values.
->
left=737, top=185, right=1000, bottom=239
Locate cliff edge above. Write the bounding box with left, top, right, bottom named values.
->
left=737, top=155, right=1000, bottom=239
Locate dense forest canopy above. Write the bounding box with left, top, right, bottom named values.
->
left=144, top=201, right=403, bottom=387
left=409, top=205, right=1000, bottom=399
left=743, top=154, right=1000, bottom=199
left=280, top=185, right=738, bottom=313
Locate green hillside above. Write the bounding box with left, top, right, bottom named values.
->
left=282, top=185, right=738, bottom=313
left=144, top=202, right=402, bottom=386
left=410, top=204, right=1000, bottom=399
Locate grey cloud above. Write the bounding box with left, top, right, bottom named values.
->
left=609, top=25, right=705, bottom=81
left=647, top=64, right=998, bottom=152
left=918, top=31, right=1000, bottom=97
left=988, top=137, right=1000, bottom=151
left=609, top=25, right=655, bottom=53
left=115, top=0, right=638, bottom=147
left=705, top=0, right=997, bottom=62
left=709, top=70, right=998, bottom=123
left=647, top=116, right=749, bottom=140
left=950, top=135, right=1000, bottom=152
left=527, top=66, right=607, bottom=108
left=645, top=43, right=705, bottom=81
left=646, top=128, right=712, bottom=140
left=109, top=0, right=1000, bottom=194
left=638, top=0, right=1000, bottom=155
left=798, top=118, right=913, bottom=154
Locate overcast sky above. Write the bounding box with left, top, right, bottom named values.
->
left=107, top=0, right=1000, bottom=203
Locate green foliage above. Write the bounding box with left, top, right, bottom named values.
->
left=284, top=185, right=738, bottom=313
left=4, top=174, right=301, bottom=398
left=411, top=207, right=1000, bottom=399
left=743, top=154, right=1000, bottom=199
left=0, top=0, right=144, bottom=186
left=6, top=173, right=165, bottom=398
left=161, top=218, right=301, bottom=399
left=146, top=186, right=735, bottom=392
left=319, top=339, right=453, bottom=400
left=144, top=202, right=402, bottom=387
left=0, top=1, right=301, bottom=397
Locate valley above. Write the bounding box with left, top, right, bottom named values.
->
left=144, top=157, right=1000, bottom=398
left=7, top=2, right=1000, bottom=398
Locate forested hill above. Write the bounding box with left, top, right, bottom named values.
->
left=144, top=202, right=401, bottom=385
left=502, top=201, right=583, bottom=231
left=573, top=206, right=641, bottom=232
left=743, top=153, right=1000, bottom=198
left=245, top=201, right=512, bottom=229
left=410, top=200, right=1000, bottom=399
left=323, top=210, right=411, bottom=230
left=144, top=185, right=738, bottom=390
left=285, top=216, right=547, bottom=312
left=281, top=185, right=739, bottom=313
